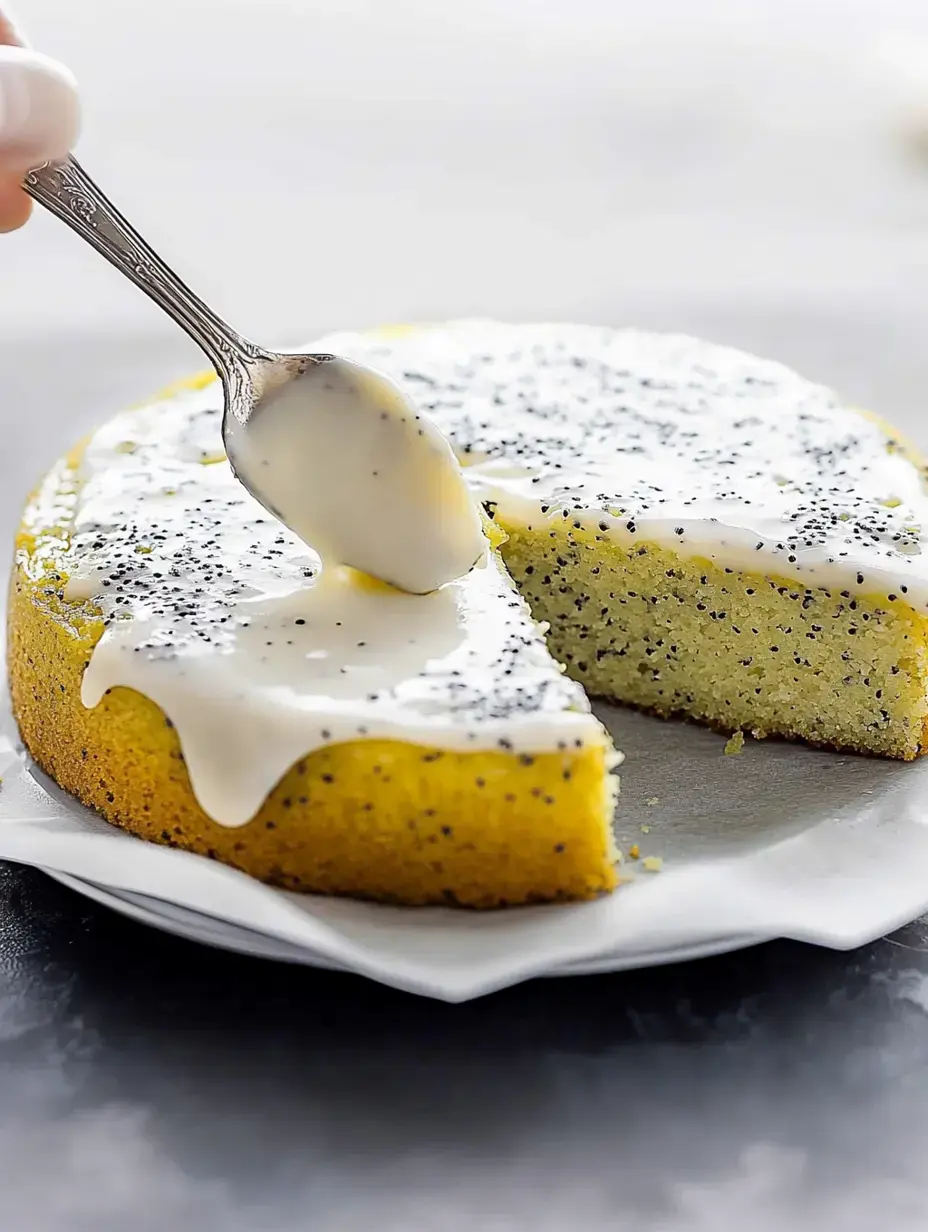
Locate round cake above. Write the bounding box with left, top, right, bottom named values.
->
left=10, top=322, right=928, bottom=907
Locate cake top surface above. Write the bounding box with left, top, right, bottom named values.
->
left=319, top=321, right=928, bottom=607
left=30, top=367, right=602, bottom=827
left=24, top=320, right=927, bottom=824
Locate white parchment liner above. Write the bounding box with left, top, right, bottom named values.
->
left=0, top=699, right=926, bottom=1001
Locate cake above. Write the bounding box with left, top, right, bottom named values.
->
left=9, top=322, right=928, bottom=908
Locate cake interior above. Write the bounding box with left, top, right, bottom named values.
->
left=499, top=522, right=928, bottom=759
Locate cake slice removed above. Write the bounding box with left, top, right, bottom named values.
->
left=322, top=322, right=928, bottom=759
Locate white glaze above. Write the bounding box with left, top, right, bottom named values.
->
left=59, top=380, right=604, bottom=826
left=318, top=322, right=928, bottom=608
left=226, top=356, right=485, bottom=595
left=59, top=320, right=919, bottom=827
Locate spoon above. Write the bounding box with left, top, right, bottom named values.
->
left=23, top=156, right=486, bottom=594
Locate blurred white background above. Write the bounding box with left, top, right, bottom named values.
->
left=11, top=0, right=928, bottom=338
left=2, top=0, right=928, bottom=567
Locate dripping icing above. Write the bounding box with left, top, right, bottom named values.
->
left=61, top=376, right=603, bottom=825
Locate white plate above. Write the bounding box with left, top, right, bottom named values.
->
left=41, top=869, right=764, bottom=976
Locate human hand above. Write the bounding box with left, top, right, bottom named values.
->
left=0, top=12, right=79, bottom=231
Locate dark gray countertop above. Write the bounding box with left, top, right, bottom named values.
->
left=2, top=314, right=928, bottom=1231
left=4, top=865, right=928, bottom=1232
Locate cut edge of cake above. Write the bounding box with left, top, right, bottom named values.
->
left=500, top=519, right=928, bottom=760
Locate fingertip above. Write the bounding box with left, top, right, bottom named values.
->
left=0, top=178, right=32, bottom=232
left=0, top=14, right=24, bottom=49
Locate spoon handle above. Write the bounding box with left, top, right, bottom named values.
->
left=23, top=156, right=268, bottom=383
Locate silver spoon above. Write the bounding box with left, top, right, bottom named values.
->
left=23, top=156, right=485, bottom=594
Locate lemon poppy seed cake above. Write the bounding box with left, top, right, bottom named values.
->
left=9, top=321, right=928, bottom=909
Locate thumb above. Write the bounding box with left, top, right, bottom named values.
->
left=0, top=44, right=79, bottom=170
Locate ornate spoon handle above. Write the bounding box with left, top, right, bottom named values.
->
left=23, top=156, right=269, bottom=389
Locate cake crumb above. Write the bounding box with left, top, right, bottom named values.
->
left=628, top=843, right=640, bottom=859
left=724, top=731, right=745, bottom=756
left=642, top=856, right=663, bottom=872
left=640, top=824, right=651, bottom=834
left=646, top=796, right=660, bottom=807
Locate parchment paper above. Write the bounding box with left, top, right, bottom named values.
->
left=0, top=701, right=926, bottom=1001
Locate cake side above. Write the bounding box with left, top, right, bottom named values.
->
left=8, top=423, right=618, bottom=908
